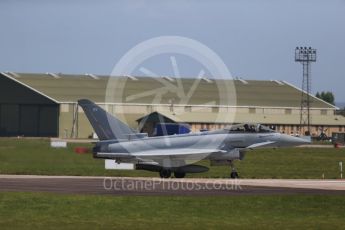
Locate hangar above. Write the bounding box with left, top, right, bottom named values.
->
left=0, top=72, right=344, bottom=138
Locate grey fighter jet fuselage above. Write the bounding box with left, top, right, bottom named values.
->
left=79, top=99, right=310, bottom=178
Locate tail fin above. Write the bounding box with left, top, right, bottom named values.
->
left=78, top=99, right=134, bottom=140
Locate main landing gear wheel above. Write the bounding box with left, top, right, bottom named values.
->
left=159, top=169, right=171, bottom=178
left=174, top=172, right=186, bottom=178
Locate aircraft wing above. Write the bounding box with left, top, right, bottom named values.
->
left=132, top=148, right=226, bottom=157
left=97, top=148, right=225, bottom=160
left=246, top=141, right=276, bottom=150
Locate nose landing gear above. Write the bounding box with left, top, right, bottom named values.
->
left=230, top=161, right=239, bottom=179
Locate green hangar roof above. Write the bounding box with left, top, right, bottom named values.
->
left=0, top=72, right=336, bottom=109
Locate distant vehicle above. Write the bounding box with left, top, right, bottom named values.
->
left=332, top=132, right=345, bottom=144
left=290, top=132, right=300, bottom=137
left=316, top=128, right=332, bottom=141
left=79, top=99, right=310, bottom=179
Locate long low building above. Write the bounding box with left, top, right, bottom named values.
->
left=0, top=72, right=344, bottom=138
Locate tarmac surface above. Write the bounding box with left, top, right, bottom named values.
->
left=1, top=175, right=345, bottom=196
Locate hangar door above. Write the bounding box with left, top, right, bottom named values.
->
left=0, top=104, right=58, bottom=137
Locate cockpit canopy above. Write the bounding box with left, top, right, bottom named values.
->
left=225, top=124, right=274, bottom=133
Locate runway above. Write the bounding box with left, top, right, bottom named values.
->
left=1, top=175, right=345, bottom=196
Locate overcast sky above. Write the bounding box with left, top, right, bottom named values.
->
left=1, top=0, right=345, bottom=103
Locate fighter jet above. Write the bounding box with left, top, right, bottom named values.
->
left=78, top=99, right=310, bottom=178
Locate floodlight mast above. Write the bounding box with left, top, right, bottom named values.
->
left=295, top=47, right=317, bottom=136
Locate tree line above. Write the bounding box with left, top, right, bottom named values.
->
left=315, top=91, right=335, bottom=105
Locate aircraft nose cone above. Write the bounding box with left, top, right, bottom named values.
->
left=279, top=134, right=311, bottom=146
